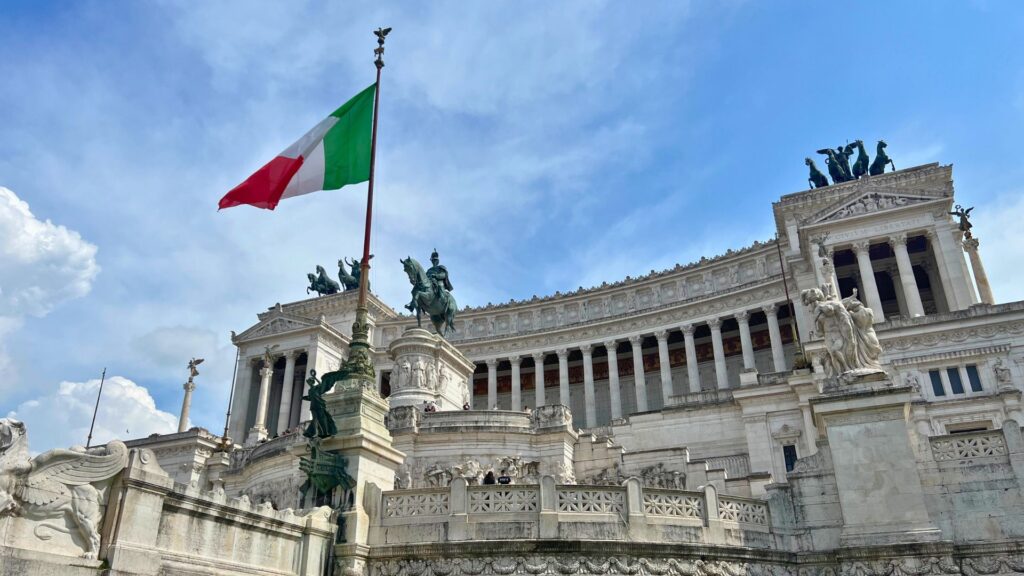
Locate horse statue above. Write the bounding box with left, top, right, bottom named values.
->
left=337, top=259, right=358, bottom=291
left=869, top=139, right=895, bottom=176
left=851, top=140, right=870, bottom=179
left=306, top=265, right=341, bottom=296
left=816, top=148, right=849, bottom=184
left=401, top=256, right=457, bottom=336
left=806, top=157, right=829, bottom=189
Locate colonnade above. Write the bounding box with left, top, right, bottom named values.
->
left=822, top=231, right=980, bottom=321
left=475, top=303, right=791, bottom=429
left=233, top=348, right=319, bottom=444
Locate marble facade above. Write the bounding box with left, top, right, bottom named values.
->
left=6, top=162, right=1024, bottom=575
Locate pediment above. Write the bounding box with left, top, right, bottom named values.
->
left=235, top=313, right=317, bottom=342
left=809, top=187, right=943, bottom=224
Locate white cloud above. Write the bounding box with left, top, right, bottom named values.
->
left=0, top=186, right=98, bottom=318
left=6, top=376, right=179, bottom=454
left=0, top=187, right=98, bottom=391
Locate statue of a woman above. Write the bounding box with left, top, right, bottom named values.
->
left=843, top=291, right=882, bottom=370
left=303, top=370, right=337, bottom=439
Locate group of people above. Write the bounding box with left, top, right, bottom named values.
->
left=481, top=469, right=513, bottom=485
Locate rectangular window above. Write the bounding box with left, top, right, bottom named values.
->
left=783, top=444, right=798, bottom=472
left=947, top=368, right=965, bottom=394
left=929, top=370, right=945, bottom=396
left=966, top=365, right=983, bottom=392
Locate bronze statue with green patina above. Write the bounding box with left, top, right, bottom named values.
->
left=337, top=257, right=371, bottom=292
left=307, top=265, right=340, bottom=296
left=949, top=204, right=974, bottom=238
left=869, top=140, right=895, bottom=176
left=402, top=249, right=457, bottom=336
left=302, top=369, right=339, bottom=438
left=806, top=158, right=829, bottom=188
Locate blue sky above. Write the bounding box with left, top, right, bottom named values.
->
left=2, top=1, right=1023, bottom=452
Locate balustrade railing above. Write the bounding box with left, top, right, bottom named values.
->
left=930, top=430, right=1008, bottom=462
left=372, top=478, right=771, bottom=545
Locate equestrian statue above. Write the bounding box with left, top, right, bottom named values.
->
left=337, top=257, right=370, bottom=291
left=401, top=249, right=457, bottom=337
left=869, top=139, right=895, bottom=176
left=307, top=265, right=341, bottom=296
left=806, top=140, right=897, bottom=187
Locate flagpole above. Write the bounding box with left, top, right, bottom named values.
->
left=346, top=27, right=390, bottom=382
left=86, top=367, right=107, bottom=448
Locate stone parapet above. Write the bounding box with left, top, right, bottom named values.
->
left=368, top=478, right=770, bottom=546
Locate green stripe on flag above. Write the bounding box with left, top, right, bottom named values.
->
left=323, top=83, right=376, bottom=190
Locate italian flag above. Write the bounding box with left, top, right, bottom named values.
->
left=218, top=84, right=376, bottom=210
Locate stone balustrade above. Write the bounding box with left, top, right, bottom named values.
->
left=929, top=429, right=1009, bottom=462
left=369, top=476, right=770, bottom=546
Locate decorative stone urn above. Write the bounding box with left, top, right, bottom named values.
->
left=387, top=327, right=475, bottom=411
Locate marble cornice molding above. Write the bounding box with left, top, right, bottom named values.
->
left=260, top=290, right=398, bottom=324
left=391, top=243, right=783, bottom=321
left=451, top=283, right=788, bottom=360
left=887, top=344, right=1012, bottom=367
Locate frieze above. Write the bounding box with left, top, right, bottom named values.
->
left=371, top=556, right=795, bottom=576
left=885, top=321, right=1024, bottom=352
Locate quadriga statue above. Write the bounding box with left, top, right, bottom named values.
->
left=0, top=418, right=129, bottom=559
left=800, top=285, right=883, bottom=381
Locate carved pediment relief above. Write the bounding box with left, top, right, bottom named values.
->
left=811, top=188, right=940, bottom=224
left=236, top=314, right=316, bottom=342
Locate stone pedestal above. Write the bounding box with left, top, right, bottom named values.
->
left=811, top=377, right=941, bottom=547
left=387, top=328, right=476, bottom=411
left=291, top=378, right=405, bottom=576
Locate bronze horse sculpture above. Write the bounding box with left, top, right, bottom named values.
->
left=851, top=140, right=869, bottom=179
left=307, top=265, right=340, bottom=296
left=401, top=256, right=457, bottom=336
left=805, top=158, right=829, bottom=188
left=869, top=139, right=894, bottom=176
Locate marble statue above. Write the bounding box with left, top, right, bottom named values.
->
left=869, top=139, right=894, bottom=176
left=806, top=157, right=829, bottom=189
left=402, top=254, right=457, bottom=336
left=302, top=370, right=338, bottom=439
left=0, top=418, right=128, bottom=559
left=993, top=359, right=1012, bottom=386
left=949, top=204, right=974, bottom=238
left=801, top=285, right=883, bottom=380
left=306, top=265, right=341, bottom=297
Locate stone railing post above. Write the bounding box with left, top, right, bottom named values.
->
left=449, top=478, right=469, bottom=541
left=624, top=477, right=647, bottom=540
left=703, top=484, right=725, bottom=544
left=539, top=475, right=558, bottom=538
left=104, top=450, right=174, bottom=575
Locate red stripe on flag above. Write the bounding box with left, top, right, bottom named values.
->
left=218, top=155, right=305, bottom=210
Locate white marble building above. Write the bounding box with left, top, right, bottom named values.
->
left=6, top=161, right=1024, bottom=575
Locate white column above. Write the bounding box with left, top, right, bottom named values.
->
left=178, top=380, right=195, bottom=433
left=924, top=230, right=957, bottom=312
left=762, top=304, right=787, bottom=372
left=851, top=240, right=885, bottom=322
left=655, top=330, right=674, bottom=406
left=486, top=358, right=498, bottom=409
left=604, top=340, right=622, bottom=420
left=248, top=363, right=274, bottom=442
left=889, top=233, right=925, bottom=317
left=800, top=403, right=818, bottom=455
left=629, top=335, right=648, bottom=412
left=276, top=351, right=297, bottom=434
left=532, top=352, right=546, bottom=407
left=302, top=346, right=318, bottom=422
left=682, top=324, right=700, bottom=393
left=963, top=237, right=995, bottom=304
left=708, top=318, right=729, bottom=389
left=510, top=356, right=522, bottom=411
left=735, top=311, right=755, bottom=371
left=557, top=349, right=570, bottom=407
left=229, top=356, right=254, bottom=441
left=933, top=224, right=977, bottom=309
left=581, top=344, right=596, bottom=427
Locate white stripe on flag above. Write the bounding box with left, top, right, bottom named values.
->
left=280, top=115, right=338, bottom=159
left=281, top=139, right=327, bottom=199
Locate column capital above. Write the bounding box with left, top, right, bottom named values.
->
left=285, top=349, right=300, bottom=360
left=531, top=352, right=546, bottom=363
left=680, top=323, right=696, bottom=336
left=485, top=358, right=499, bottom=369
left=654, top=329, right=669, bottom=342
left=735, top=310, right=750, bottom=323
left=628, top=334, right=643, bottom=346
left=259, top=366, right=274, bottom=378
left=851, top=240, right=871, bottom=254
left=603, top=340, right=618, bottom=352
left=761, top=303, right=778, bottom=316
left=184, top=381, right=196, bottom=392
left=555, top=348, right=569, bottom=360
left=888, top=233, right=908, bottom=248
left=579, top=343, right=593, bottom=355
left=963, top=237, right=980, bottom=251
left=508, top=355, right=522, bottom=365
left=707, top=317, right=722, bottom=330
